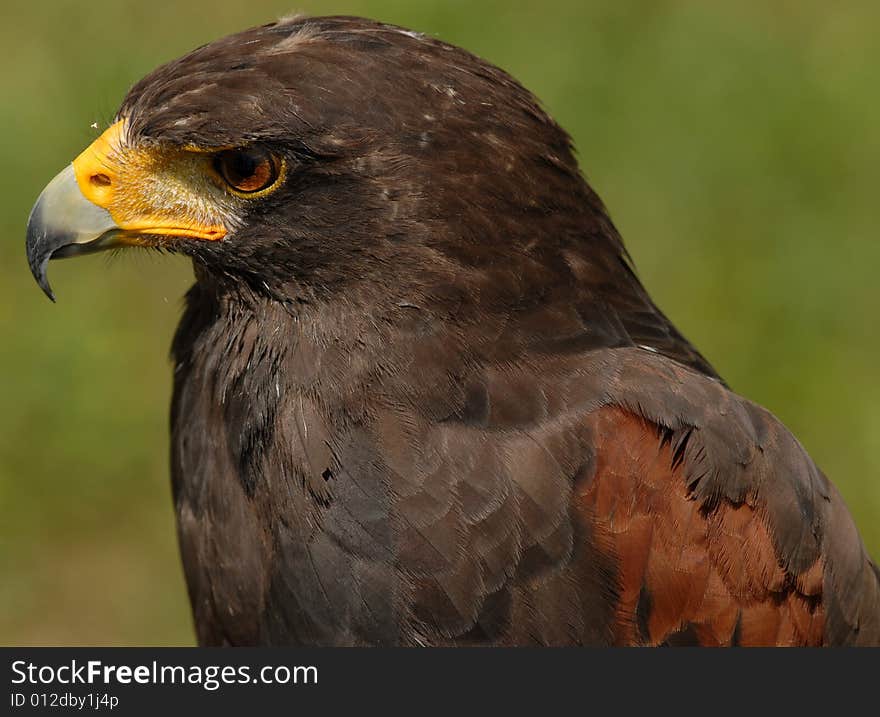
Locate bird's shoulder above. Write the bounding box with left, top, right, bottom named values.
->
left=169, top=282, right=879, bottom=644
left=381, top=334, right=880, bottom=644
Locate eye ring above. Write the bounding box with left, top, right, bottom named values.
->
left=214, top=147, right=282, bottom=195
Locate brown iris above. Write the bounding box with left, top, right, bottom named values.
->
left=214, top=147, right=280, bottom=194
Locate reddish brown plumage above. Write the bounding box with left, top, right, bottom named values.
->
left=578, top=407, right=829, bottom=645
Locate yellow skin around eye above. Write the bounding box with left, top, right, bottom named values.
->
left=71, top=121, right=270, bottom=243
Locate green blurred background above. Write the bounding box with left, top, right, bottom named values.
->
left=1, top=1, right=878, bottom=645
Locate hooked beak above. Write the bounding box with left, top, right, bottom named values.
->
left=25, top=164, right=121, bottom=301
left=25, top=120, right=228, bottom=301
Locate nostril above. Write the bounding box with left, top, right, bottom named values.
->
left=90, top=173, right=111, bottom=187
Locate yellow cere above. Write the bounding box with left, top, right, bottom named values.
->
left=71, top=120, right=234, bottom=242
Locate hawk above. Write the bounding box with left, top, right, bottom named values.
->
left=25, top=16, right=880, bottom=645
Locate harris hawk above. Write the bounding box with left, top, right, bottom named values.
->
left=25, top=15, right=880, bottom=646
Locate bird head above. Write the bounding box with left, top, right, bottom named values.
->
left=26, top=16, right=614, bottom=310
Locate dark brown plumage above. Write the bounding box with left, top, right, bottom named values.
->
left=26, top=16, right=880, bottom=645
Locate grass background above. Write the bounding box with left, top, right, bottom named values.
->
left=1, top=1, right=878, bottom=645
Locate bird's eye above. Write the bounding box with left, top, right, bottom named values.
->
left=214, top=147, right=281, bottom=194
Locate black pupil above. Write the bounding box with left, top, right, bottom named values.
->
left=227, top=151, right=258, bottom=181
left=215, top=148, right=277, bottom=192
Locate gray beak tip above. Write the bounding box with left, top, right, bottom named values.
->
left=25, top=209, right=57, bottom=302
left=40, top=276, right=57, bottom=303
left=25, top=163, right=119, bottom=302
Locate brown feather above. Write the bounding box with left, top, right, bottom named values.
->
left=128, top=16, right=880, bottom=645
